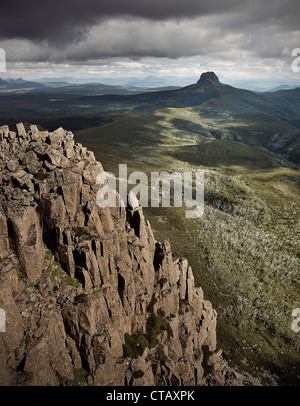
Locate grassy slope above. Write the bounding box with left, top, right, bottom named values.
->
left=263, top=87, right=300, bottom=113
left=1, top=79, right=299, bottom=162
left=74, top=106, right=300, bottom=385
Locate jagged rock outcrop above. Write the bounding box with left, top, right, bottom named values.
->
left=196, top=71, right=222, bottom=88
left=0, top=123, right=242, bottom=386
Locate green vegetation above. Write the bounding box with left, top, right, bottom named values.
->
left=123, top=332, right=150, bottom=359
left=73, top=226, right=93, bottom=242
left=44, top=247, right=52, bottom=261
left=68, top=367, right=88, bottom=386
left=123, top=313, right=173, bottom=358
left=146, top=313, right=173, bottom=347
left=75, top=104, right=300, bottom=384
left=45, top=249, right=79, bottom=287
left=154, top=346, right=166, bottom=365
left=146, top=294, right=157, bottom=313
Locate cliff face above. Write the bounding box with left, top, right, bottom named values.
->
left=0, top=123, right=241, bottom=386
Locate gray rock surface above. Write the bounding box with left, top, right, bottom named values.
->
left=0, top=123, right=244, bottom=386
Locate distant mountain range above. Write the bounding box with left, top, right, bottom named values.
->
left=0, top=77, right=139, bottom=95
left=262, top=87, right=300, bottom=112
left=0, top=75, right=299, bottom=93
left=0, top=77, right=46, bottom=91
left=35, top=74, right=300, bottom=92
left=269, top=84, right=298, bottom=92
left=64, top=71, right=300, bottom=120
left=0, top=72, right=299, bottom=163
left=0, top=77, right=181, bottom=95
left=35, top=75, right=200, bottom=88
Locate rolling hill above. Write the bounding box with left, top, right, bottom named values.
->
left=1, top=72, right=299, bottom=164
left=263, top=87, right=300, bottom=113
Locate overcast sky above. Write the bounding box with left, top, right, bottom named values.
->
left=0, top=0, right=299, bottom=87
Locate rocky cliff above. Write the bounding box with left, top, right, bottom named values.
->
left=0, top=123, right=242, bottom=386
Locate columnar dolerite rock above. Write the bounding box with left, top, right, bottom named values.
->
left=0, top=123, right=242, bottom=386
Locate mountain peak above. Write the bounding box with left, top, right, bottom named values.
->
left=197, top=71, right=221, bottom=86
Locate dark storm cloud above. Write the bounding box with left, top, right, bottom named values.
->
left=0, top=0, right=237, bottom=44
left=0, top=0, right=298, bottom=44
left=0, top=0, right=299, bottom=64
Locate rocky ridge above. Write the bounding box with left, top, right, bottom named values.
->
left=196, top=72, right=222, bottom=88
left=0, top=123, right=243, bottom=386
